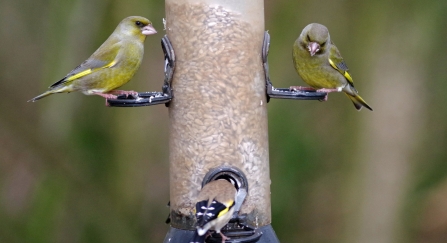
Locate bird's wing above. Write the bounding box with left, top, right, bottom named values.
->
left=328, top=42, right=355, bottom=87
left=49, top=40, right=122, bottom=88
left=195, top=198, right=233, bottom=228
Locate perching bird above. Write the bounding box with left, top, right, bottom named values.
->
left=291, top=23, right=372, bottom=111
left=28, top=16, right=157, bottom=104
left=190, top=179, right=237, bottom=243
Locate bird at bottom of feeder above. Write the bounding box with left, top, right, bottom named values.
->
left=190, top=179, right=237, bottom=243
left=291, top=23, right=373, bottom=111
left=28, top=16, right=157, bottom=106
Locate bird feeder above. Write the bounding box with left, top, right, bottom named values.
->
left=164, top=0, right=274, bottom=241
left=107, top=0, right=327, bottom=242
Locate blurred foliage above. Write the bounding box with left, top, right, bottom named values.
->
left=1, top=0, right=447, bottom=242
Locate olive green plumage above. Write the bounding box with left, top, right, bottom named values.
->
left=29, top=16, right=157, bottom=102
left=293, top=23, right=372, bottom=111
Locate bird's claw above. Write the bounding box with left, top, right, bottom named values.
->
left=289, top=86, right=316, bottom=92
left=92, top=92, right=118, bottom=100
left=319, top=94, right=329, bottom=102
left=108, top=90, right=139, bottom=98
left=219, top=232, right=229, bottom=243
left=316, top=88, right=341, bottom=93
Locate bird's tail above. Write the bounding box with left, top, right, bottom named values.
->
left=345, top=93, right=373, bottom=111
left=28, top=91, right=54, bottom=102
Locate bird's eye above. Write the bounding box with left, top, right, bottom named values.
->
left=307, top=35, right=311, bottom=42
left=135, top=21, right=142, bottom=26
left=321, top=41, right=326, bottom=47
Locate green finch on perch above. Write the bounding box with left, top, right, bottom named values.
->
left=29, top=16, right=157, bottom=105
left=291, top=23, right=372, bottom=111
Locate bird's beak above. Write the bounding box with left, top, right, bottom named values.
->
left=142, top=25, right=157, bottom=35
left=307, top=42, right=320, bottom=56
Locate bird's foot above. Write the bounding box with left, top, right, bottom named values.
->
left=219, top=232, right=229, bottom=243
left=92, top=92, right=118, bottom=106
left=289, top=86, right=316, bottom=91
left=319, top=94, right=329, bottom=102
left=316, top=88, right=341, bottom=93
left=92, top=92, right=118, bottom=100
left=315, top=88, right=340, bottom=102
left=108, top=90, right=139, bottom=98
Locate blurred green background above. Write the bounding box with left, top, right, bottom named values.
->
left=1, top=0, right=447, bottom=242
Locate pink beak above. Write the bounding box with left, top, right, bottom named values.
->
left=307, top=42, right=320, bottom=56
left=142, top=25, right=157, bottom=35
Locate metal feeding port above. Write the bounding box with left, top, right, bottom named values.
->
left=107, top=35, right=175, bottom=107
left=201, top=166, right=263, bottom=243
left=262, top=31, right=327, bottom=102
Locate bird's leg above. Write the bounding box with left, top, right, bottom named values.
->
left=320, top=94, right=329, bottom=102
left=316, top=88, right=341, bottom=93
left=205, top=232, right=212, bottom=239
left=92, top=92, right=118, bottom=100
left=219, top=232, right=229, bottom=243
left=315, top=88, right=341, bottom=102
left=91, top=92, right=118, bottom=106
left=289, top=86, right=316, bottom=91
left=108, top=90, right=139, bottom=97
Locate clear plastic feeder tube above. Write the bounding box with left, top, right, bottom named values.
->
left=165, top=0, right=270, bottom=229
